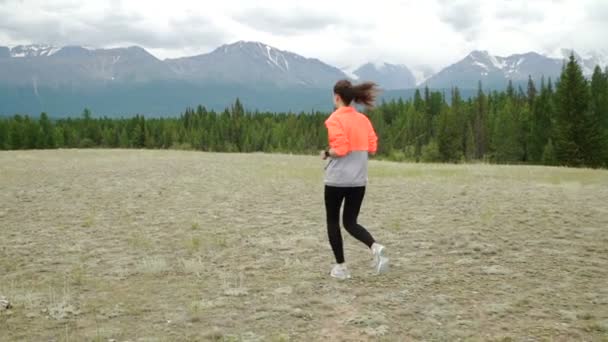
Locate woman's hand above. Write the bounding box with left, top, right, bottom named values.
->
left=320, top=150, right=329, bottom=160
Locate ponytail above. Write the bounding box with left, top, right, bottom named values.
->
left=333, top=79, right=379, bottom=108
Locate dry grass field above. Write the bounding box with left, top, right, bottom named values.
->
left=1, top=149, right=607, bottom=341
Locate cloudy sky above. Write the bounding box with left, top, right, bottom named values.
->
left=1, top=0, right=607, bottom=71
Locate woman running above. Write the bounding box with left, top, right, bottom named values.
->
left=321, top=79, right=388, bottom=280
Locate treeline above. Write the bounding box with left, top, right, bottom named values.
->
left=1, top=55, right=607, bottom=168
left=0, top=100, right=328, bottom=154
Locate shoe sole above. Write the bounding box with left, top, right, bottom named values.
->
left=330, top=273, right=351, bottom=280
left=376, top=256, right=389, bottom=274
left=373, top=246, right=388, bottom=274
left=371, top=245, right=385, bottom=266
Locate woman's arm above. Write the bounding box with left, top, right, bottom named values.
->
left=368, top=119, right=378, bottom=155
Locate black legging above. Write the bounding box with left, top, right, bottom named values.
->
left=324, top=185, right=375, bottom=264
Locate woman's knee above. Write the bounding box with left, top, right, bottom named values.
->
left=343, top=220, right=358, bottom=232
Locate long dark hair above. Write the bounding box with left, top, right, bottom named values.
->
left=333, top=79, right=379, bottom=108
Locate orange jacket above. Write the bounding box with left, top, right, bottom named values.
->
left=325, top=106, right=378, bottom=157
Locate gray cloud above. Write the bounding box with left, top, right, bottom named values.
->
left=38, top=0, right=85, bottom=12
left=165, top=15, right=231, bottom=48
left=495, top=5, right=544, bottom=23
left=586, top=0, right=608, bottom=22
left=437, top=0, right=482, bottom=41
left=0, top=0, right=606, bottom=70
left=232, top=7, right=368, bottom=36
left=0, top=3, right=228, bottom=50
left=236, top=9, right=327, bottom=33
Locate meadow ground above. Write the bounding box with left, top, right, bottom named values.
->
left=1, top=149, right=607, bottom=341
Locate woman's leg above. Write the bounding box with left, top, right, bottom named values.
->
left=324, top=185, right=346, bottom=264
left=342, top=186, right=375, bottom=248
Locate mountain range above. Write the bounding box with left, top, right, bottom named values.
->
left=0, top=41, right=606, bottom=117
left=423, top=49, right=606, bottom=90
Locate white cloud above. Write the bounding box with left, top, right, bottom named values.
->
left=0, top=0, right=606, bottom=70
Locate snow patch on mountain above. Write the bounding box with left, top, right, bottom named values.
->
left=10, top=44, right=60, bottom=58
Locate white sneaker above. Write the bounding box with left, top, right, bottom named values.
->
left=371, top=243, right=389, bottom=274
left=330, top=264, right=351, bottom=280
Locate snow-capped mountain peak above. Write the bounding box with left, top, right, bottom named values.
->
left=216, top=41, right=294, bottom=72
left=467, top=50, right=491, bottom=60
left=10, top=44, right=61, bottom=58
left=558, top=48, right=608, bottom=75
left=424, top=48, right=606, bottom=89
left=466, top=50, right=506, bottom=71
left=163, top=40, right=347, bottom=88
left=353, top=62, right=416, bottom=89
